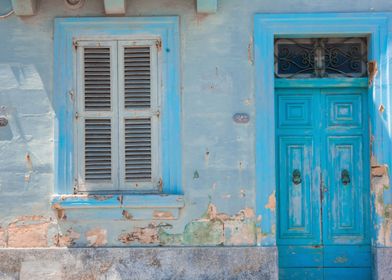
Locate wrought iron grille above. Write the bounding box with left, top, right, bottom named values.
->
left=274, top=37, right=368, bottom=78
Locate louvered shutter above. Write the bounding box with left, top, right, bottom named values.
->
left=118, top=40, right=161, bottom=191
left=76, top=41, right=119, bottom=192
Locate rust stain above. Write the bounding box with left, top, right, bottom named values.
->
left=25, top=153, right=33, bottom=170
left=265, top=191, right=276, bottom=212
left=24, top=153, right=33, bottom=182
left=89, top=195, right=113, bottom=201
left=153, top=210, right=175, bottom=220
left=204, top=149, right=210, bottom=166
left=122, top=210, right=133, bottom=220
left=195, top=13, right=209, bottom=24
left=54, top=229, right=80, bottom=247
left=117, top=195, right=123, bottom=205
left=86, top=228, right=107, bottom=247
left=52, top=203, right=66, bottom=220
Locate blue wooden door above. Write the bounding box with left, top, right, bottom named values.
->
left=276, top=86, right=371, bottom=280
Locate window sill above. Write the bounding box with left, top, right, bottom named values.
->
left=51, top=194, right=184, bottom=221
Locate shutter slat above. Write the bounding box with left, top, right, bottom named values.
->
left=85, top=119, right=112, bottom=181
left=124, top=46, right=151, bottom=109
left=84, top=47, right=111, bottom=111
left=124, top=118, right=151, bottom=182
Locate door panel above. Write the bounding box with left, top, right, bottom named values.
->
left=279, top=246, right=323, bottom=267
left=325, top=94, right=362, bottom=129
left=278, top=137, right=320, bottom=244
left=323, top=268, right=372, bottom=280
left=323, top=245, right=371, bottom=267
left=324, top=136, right=367, bottom=245
left=280, top=268, right=323, bottom=280
left=277, top=94, right=314, bottom=129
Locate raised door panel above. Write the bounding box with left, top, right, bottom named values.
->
left=324, top=136, right=368, bottom=245
left=277, top=94, right=313, bottom=129
left=277, top=137, right=321, bottom=245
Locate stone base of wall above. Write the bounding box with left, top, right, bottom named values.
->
left=0, top=247, right=277, bottom=280
left=374, top=247, right=392, bottom=280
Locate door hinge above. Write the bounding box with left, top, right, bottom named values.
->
left=75, top=112, right=79, bottom=119
left=368, top=60, right=378, bottom=87
left=158, top=178, right=163, bottom=191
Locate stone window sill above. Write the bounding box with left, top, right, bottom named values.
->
left=51, top=194, right=184, bottom=221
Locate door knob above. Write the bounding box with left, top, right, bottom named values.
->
left=292, top=169, right=302, bottom=185
left=341, top=169, right=351, bottom=185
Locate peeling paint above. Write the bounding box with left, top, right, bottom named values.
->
left=7, top=216, right=51, bottom=248
left=54, top=229, right=80, bottom=247
left=52, top=203, right=66, bottom=220
left=265, top=191, right=276, bottom=212
left=334, top=256, right=348, bottom=264
left=153, top=210, right=175, bottom=220
left=122, top=210, right=133, bottom=220
left=89, top=195, right=113, bottom=201
left=86, top=228, right=107, bottom=247
left=160, top=204, right=256, bottom=246
left=371, top=160, right=392, bottom=246
left=118, top=223, right=162, bottom=244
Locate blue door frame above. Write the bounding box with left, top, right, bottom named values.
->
left=254, top=13, right=391, bottom=248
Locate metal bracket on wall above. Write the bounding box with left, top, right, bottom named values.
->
left=11, top=0, right=37, bottom=16
left=104, top=0, right=126, bottom=15
left=197, top=0, right=218, bottom=14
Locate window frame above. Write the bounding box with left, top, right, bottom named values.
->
left=74, top=38, right=162, bottom=193
left=53, top=17, right=182, bottom=211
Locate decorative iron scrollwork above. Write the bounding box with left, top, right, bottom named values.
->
left=275, top=37, right=368, bottom=78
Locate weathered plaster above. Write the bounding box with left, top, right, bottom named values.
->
left=54, top=229, right=81, bottom=247
left=118, top=204, right=257, bottom=246
left=0, top=0, right=391, bottom=257
left=86, top=228, right=107, bottom=247
left=371, top=158, right=392, bottom=246
left=7, top=216, right=53, bottom=248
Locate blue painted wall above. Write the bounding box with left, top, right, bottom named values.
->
left=0, top=0, right=392, bottom=248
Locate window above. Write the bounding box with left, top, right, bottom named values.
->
left=274, top=37, right=368, bottom=78
left=53, top=18, right=182, bottom=201
left=75, top=40, right=161, bottom=193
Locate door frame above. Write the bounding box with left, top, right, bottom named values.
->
left=254, top=13, right=390, bottom=246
